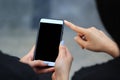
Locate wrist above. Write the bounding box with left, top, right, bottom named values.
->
left=105, top=42, right=120, bottom=58
left=56, top=75, right=69, bottom=80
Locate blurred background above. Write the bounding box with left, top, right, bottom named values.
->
left=0, top=0, right=112, bottom=79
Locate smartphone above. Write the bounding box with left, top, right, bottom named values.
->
left=34, top=18, right=64, bottom=66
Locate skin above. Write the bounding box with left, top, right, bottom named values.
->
left=19, top=20, right=120, bottom=80
left=64, top=20, right=120, bottom=58
left=20, top=45, right=73, bottom=80
left=20, top=19, right=119, bottom=79
left=52, top=45, right=73, bottom=80
left=20, top=46, right=54, bottom=74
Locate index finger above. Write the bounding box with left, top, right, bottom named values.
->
left=64, top=20, right=85, bottom=33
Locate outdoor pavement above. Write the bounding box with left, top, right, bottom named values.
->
left=0, top=0, right=113, bottom=79
left=0, top=26, right=112, bottom=79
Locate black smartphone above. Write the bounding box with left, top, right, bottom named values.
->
left=34, top=18, right=64, bottom=66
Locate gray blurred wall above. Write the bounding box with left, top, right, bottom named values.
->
left=0, top=0, right=32, bottom=29
left=0, top=0, right=51, bottom=29
left=0, top=0, right=112, bottom=79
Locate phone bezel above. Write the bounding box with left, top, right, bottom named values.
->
left=34, top=18, right=64, bottom=66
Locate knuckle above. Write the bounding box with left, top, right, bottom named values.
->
left=83, top=43, right=88, bottom=48
left=91, top=27, right=96, bottom=29
left=99, top=30, right=103, bottom=33
left=87, top=27, right=97, bottom=33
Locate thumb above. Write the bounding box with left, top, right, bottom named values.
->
left=58, top=40, right=66, bottom=58
left=74, top=36, right=86, bottom=49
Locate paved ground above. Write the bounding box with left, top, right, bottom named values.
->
left=0, top=27, right=112, bottom=79
left=0, top=0, right=113, bottom=79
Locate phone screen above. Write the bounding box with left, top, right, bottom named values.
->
left=34, top=20, right=63, bottom=62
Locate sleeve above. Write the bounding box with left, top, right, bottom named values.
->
left=0, top=50, right=39, bottom=80
left=0, top=50, right=20, bottom=60
left=72, top=57, right=120, bottom=80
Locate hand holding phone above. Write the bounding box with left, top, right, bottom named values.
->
left=34, top=18, right=64, bottom=66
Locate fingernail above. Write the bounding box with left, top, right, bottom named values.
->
left=60, top=40, right=64, bottom=46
